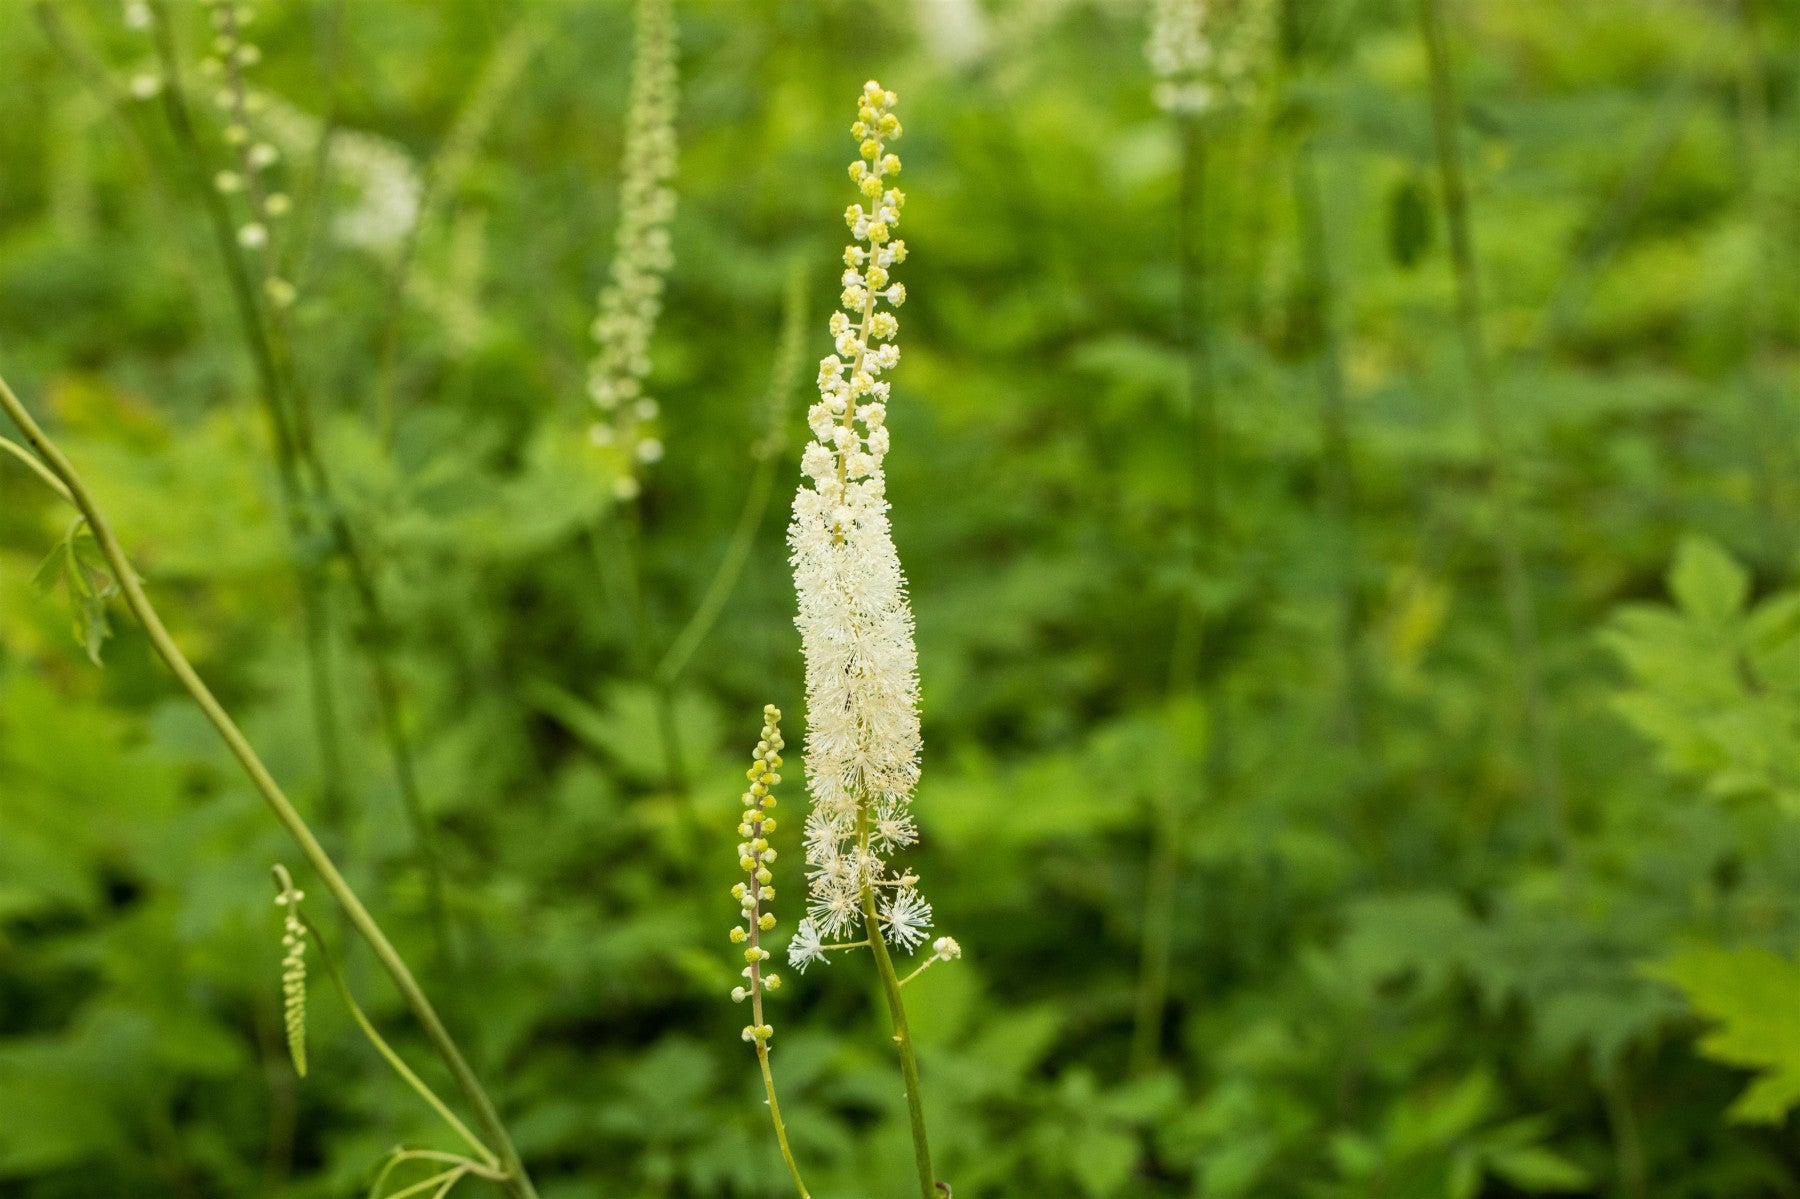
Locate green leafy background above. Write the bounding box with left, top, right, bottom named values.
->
left=3, top=0, right=1800, bottom=1195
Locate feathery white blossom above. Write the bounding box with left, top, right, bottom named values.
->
left=1146, top=0, right=1271, bottom=116
left=254, top=99, right=424, bottom=256
left=789, top=81, right=929, bottom=952
left=588, top=0, right=679, bottom=499
left=787, top=917, right=827, bottom=973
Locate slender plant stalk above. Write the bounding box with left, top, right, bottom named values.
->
left=371, top=20, right=540, bottom=441
left=146, top=0, right=455, bottom=952
left=745, top=854, right=809, bottom=1198
left=1132, top=109, right=1225, bottom=1079
left=655, top=457, right=775, bottom=685
left=144, top=0, right=354, bottom=824
left=1293, top=136, right=1370, bottom=746
left=0, top=374, right=539, bottom=1199
left=860, top=879, right=937, bottom=1199
left=1732, top=0, right=1793, bottom=564
left=588, top=512, right=694, bottom=815
left=295, top=907, right=497, bottom=1170
left=1417, top=0, right=1566, bottom=847
left=656, top=283, right=807, bottom=684
left=1, top=435, right=75, bottom=503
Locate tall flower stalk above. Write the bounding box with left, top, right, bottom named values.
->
left=1132, top=0, right=1270, bottom=1078
left=587, top=0, right=679, bottom=491
left=727, top=707, right=810, bottom=1199
left=581, top=0, right=690, bottom=804
left=1416, top=0, right=1566, bottom=849
left=784, top=80, right=951, bottom=1199
left=142, top=0, right=455, bottom=955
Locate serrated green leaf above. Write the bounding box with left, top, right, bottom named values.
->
left=1669, top=536, right=1749, bottom=629
left=1651, top=944, right=1800, bottom=1122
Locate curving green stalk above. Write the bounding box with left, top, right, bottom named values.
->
left=1417, top=0, right=1565, bottom=850
left=0, top=373, right=539, bottom=1199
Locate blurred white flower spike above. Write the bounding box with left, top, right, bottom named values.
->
left=588, top=0, right=680, bottom=500
left=788, top=81, right=933, bottom=955
left=1146, top=0, right=1272, bottom=116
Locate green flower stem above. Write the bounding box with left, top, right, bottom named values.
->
left=0, top=435, right=74, bottom=504
left=657, top=265, right=809, bottom=686
left=144, top=0, right=350, bottom=822
left=859, top=878, right=937, bottom=1199
left=1417, top=0, right=1566, bottom=849
left=1292, top=132, right=1370, bottom=749
left=747, top=896, right=809, bottom=1198
left=0, top=373, right=540, bottom=1199
left=146, top=0, right=453, bottom=953
left=1133, top=109, right=1223, bottom=1080
left=295, top=906, right=496, bottom=1169
left=656, top=454, right=776, bottom=686
left=754, top=1045, right=809, bottom=1199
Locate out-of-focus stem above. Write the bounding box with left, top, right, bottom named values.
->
left=1293, top=137, right=1370, bottom=747
left=1133, top=110, right=1224, bottom=1078
left=147, top=0, right=453, bottom=955
left=1417, top=0, right=1566, bottom=850
left=145, top=0, right=350, bottom=822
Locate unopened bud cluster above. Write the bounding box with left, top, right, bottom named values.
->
left=195, top=0, right=297, bottom=308
left=730, top=706, right=785, bottom=1044
left=588, top=0, right=679, bottom=499
left=1146, top=0, right=1272, bottom=116
left=272, top=867, right=308, bottom=1078
left=789, top=81, right=932, bottom=954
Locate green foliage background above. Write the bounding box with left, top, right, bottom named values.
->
left=4, top=0, right=1800, bottom=1195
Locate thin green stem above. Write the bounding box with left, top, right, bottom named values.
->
left=656, top=457, right=774, bottom=684
left=371, top=20, right=540, bottom=441
left=1733, top=0, right=1792, bottom=565
left=147, top=0, right=452, bottom=950
left=592, top=512, right=693, bottom=815
left=1293, top=136, right=1370, bottom=748
left=858, top=858, right=936, bottom=1199
left=746, top=825, right=810, bottom=1199
left=657, top=265, right=808, bottom=684
left=896, top=955, right=941, bottom=989
left=0, top=375, right=539, bottom=1199
left=0, top=435, right=75, bottom=504
left=1417, top=0, right=1566, bottom=850
left=1133, top=110, right=1222, bottom=1079
left=754, top=1046, right=809, bottom=1199
left=295, top=908, right=497, bottom=1169
left=145, top=0, right=350, bottom=823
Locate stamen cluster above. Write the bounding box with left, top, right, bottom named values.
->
left=788, top=81, right=932, bottom=954
left=730, top=706, right=786, bottom=1043
left=588, top=0, right=679, bottom=498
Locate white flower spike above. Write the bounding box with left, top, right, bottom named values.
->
left=789, top=81, right=933, bottom=953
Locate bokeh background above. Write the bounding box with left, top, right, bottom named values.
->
left=4, top=0, right=1800, bottom=1195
